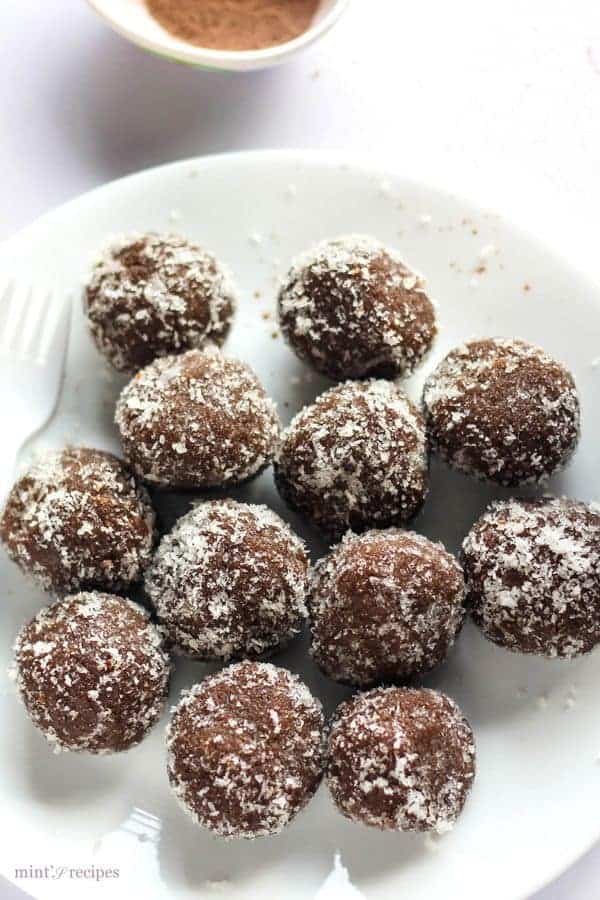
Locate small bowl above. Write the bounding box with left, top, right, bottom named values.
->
left=86, top=0, right=350, bottom=71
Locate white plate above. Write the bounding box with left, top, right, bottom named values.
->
left=1, top=151, right=599, bottom=900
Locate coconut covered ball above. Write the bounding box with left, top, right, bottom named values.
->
left=13, top=592, right=170, bottom=754
left=327, top=687, right=476, bottom=833
left=278, top=235, right=436, bottom=381
left=274, top=379, right=428, bottom=541
left=115, top=347, right=280, bottom=489
left=422, top=338, right=580, bottom=486
left=461, top=497, right=600, bottom=658
left=145, top=500, right=309, bottom=660
left=309, top=530, right=465, bottom=686
left=0, top=447, right=155, bottom=596
left=84, top=233, right=237, bottom=373
left=167, top=661, right=326, bottom=838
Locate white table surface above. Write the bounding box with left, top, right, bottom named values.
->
left=1, top=1, right=600, bottom=897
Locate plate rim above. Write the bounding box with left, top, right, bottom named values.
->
left=1, top=149, right=598, bottom=303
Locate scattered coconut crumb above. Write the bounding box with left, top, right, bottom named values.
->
left=479, top=244, right=497, bottom=260
left=591, top=357, right=600, bottom=369
left=424, top=832, right=442, bottom=852
left=204, top=880, right=230, bottom=892
left=418, top=214, right=432, bottom=226
left=249, top=233, right=263, bottom=247
left=564, top=685, right=578, bottom=710
left=315, top=853, right=366, bottom=900
left=169, top=209, right=182, bottom=223
left=285, top=184, right=298, bottom=200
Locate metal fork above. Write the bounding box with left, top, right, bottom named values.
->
left=0, top=282, right=72, bottom=499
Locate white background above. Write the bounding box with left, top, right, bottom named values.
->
left=1, top=1, right=600, bottom=897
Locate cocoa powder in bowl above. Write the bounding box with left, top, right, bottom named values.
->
left=146, top=0, right=321, bottom=51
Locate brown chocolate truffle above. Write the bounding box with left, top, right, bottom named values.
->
left=327, top=687, right=476, bottom=833
left=309, top=530, right=465, bottom=686
left=422, top=337, right=580, bottom=486
left=13, top=592, right=170, bottom=754
left=145, top=500, right=309, bottom=659
left=278, top=236, right=436, bottom=381
left=166, top=661, right=326, bottom=838
left=274, top=379, right=428, bottom=541
left=115, top=347, right=280, bottom=489
left=0, top=447, right=155, bottom=595
left=84, top=233, right=237, bottom=373
left=461, top=497, right=600, bottom=658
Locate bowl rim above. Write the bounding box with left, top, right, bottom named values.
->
left=86, top=0, right=350, bottom=69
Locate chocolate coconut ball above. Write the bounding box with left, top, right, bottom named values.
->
left=0, top=447, right=155, bottom=595
left=13, top=592, right=170, bottom=754
left=115, top=347, right=280, bottom=489
left=327, top=687, right=476, bottom=833
left=167, top=661, right=326, bottom=838
left=274, top=379, right=428, bottom=540
left=84, top=233, right=237, bottom=373
left=462, top=497, right=600, bottom=658
left=278, top=236, right=436, bottom=381
left=422, top=338, right=580, bottom=486
left=145, top=500, right=309, bottom=659
left=309, top=530, right=465, bottom=686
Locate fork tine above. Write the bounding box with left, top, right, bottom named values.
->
left=19, top=287, right=48, bottom=358
left=0, top=284, right=33, bottom=356
left=37, top=293, right=72, bottom=365
left=0, top=280, right=16, bottom=337
left=25, top=288, right=55, bottom=359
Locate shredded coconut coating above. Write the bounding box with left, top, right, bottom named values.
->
left=13, top=592, right=171, bottom=754
left=0, top=447, right=156, bottom=596
left=274, top=379, right=428, bottom=541
left=166, top=661, right=326, bottom=839
left=461, top=496, right=600, bottom=658
left=84, top=233, right=237, bottom=373
left=145, top=499, right=309, bottom=660
left=278, top=235, right=436, bottom=381
left=326, top=687, right=476, bottom=833
left=422, top=337, right=580, bottom=486
left=309, top=529, right=465, bottom=686
left=115, top=347, right=281, bottom=489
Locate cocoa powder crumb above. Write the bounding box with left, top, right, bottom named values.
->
left=146, top=0, right=320, bottom=51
